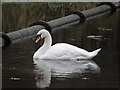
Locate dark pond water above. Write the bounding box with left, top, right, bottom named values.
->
left=2, top=11, right=120, bottom=88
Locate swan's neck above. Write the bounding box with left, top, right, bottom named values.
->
left=33, top=31, right=52, bottom=59
left=43, top=33, right=52, bottom=49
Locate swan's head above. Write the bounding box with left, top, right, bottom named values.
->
left=35, top=29, right=50, bottom=43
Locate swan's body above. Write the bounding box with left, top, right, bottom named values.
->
left=33, top=29, right=101, bottom=60
left=33, top=29, right=101, bottom=86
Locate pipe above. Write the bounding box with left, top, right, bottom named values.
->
left=1, top=2, right=120, bottom=48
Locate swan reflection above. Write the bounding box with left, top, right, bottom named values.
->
left=33, top=59, right=100, bottom=88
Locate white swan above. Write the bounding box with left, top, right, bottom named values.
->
left=33, top=29, right=101, bottom=60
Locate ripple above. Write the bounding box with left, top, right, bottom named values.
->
left=10, top=77, right=21, bottom=81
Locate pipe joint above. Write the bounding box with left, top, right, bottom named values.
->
left=97, top=2, right=116, bottom=13
left=67, top=10, right=86, bottom=23
left=0, top=32, right=11, bottom=48
left=29, top=20, right=52, bottom=33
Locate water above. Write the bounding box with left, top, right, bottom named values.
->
left=2, top=12, right=120, bottom=88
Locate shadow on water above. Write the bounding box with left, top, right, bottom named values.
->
left=2, top=6, right=120, bottom=89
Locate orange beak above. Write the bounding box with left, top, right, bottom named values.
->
left=35, top=36, right=40, bottom=43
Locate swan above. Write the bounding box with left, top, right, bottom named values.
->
left=33, top=29, right=101, bottom=60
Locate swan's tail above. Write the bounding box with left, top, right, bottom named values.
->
left=89, top=48, right=101, bottom=59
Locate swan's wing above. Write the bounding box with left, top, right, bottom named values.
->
left=40, top=43, right=90, bottom=59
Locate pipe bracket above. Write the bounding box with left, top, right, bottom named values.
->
left=29, top=20, right=52, bottom=33
left=97, top=2, right=116, bottom=13
left=67, top=10, right=86, bottom=23
left=0, top=32, right=11, bottom=48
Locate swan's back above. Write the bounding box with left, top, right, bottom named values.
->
left=40, top=43, right=91, bottom=59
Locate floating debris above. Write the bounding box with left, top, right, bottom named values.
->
left=10, top=77, right=21, bottom=81
left=82, top=77, right=90, bottom=80
left=9, top=68, right=16, bottom=70
left=86, top=35, right=109, bottom=41
left=97, top=28, right=112, bottom=31
left=68, top=38, right=76, bottom=41
left=87, top=35, right=103, bottom=38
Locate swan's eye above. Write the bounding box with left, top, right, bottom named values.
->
left=36, top=34, right=42, bottom=38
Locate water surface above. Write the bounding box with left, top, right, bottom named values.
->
left=2, top=11, right=120, bottom=88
